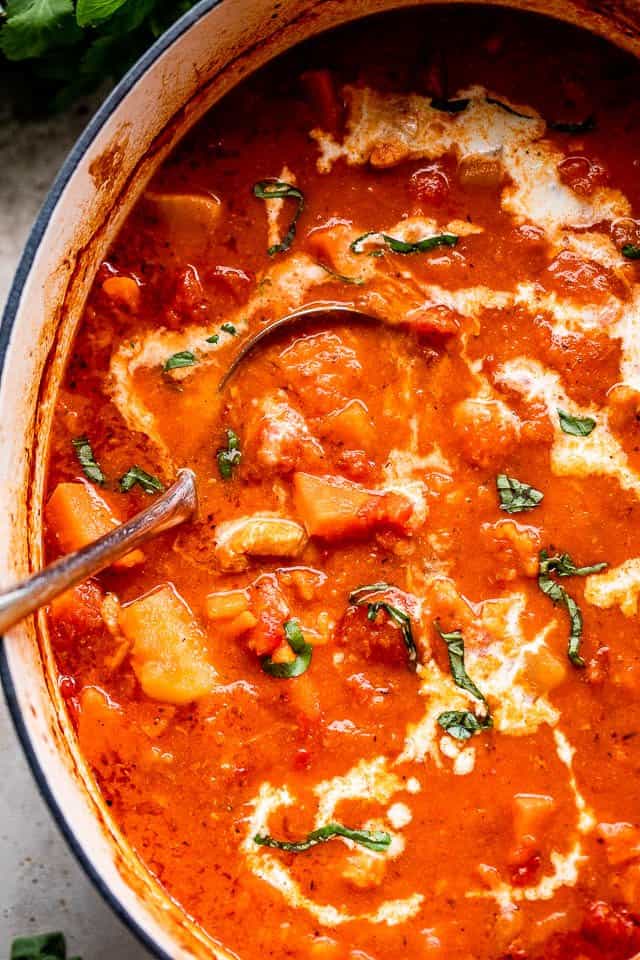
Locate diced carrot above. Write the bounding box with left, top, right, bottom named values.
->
left=77, top=685, right=124, bottom=762
left=223, top=611, right=259, bottom=640
left=293, top=472, right=413, bottom=539
left=286, top=673, right=321, bottom=725
left=512, top=794, right=556, bottom=846
left=322, top=400, right=375, bottom=452
left=205, top=589, right=250, bottom=621
left=46, top=482, right=144, bottom=569
left=50, top=580, right=104, bottom=631
left=102, top=275, right=141, bottom=311
left=301, top=69, right=342, bottom=134
left=119, top=583, right=217, bottom=704
left=596, top=822, right=640, bottom=866
left=523, top=645, right=567, bottom=695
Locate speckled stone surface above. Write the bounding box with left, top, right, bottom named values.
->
left=0, top=90, right=150, bottom=960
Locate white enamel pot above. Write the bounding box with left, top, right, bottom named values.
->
left=2, top=0, right=640, bottom=956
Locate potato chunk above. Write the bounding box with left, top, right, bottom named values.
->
left=143, top=191, right=221, bottom=253
left=214, top=513, right=308, bottom=572
left=293, top=472, right=413, bottom=539
left=118, top=583, right=217, bottom=704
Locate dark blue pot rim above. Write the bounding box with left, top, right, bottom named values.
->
left=0, top=3, right=224, bottom=957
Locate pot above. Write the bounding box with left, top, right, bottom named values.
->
left=1, top=1, right=640, bottom=956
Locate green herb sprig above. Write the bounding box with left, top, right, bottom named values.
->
left=558, top=409, right=596, bottom=437
left=254, top=822, right=391, bottom=853
left=72, top=436, right=105, bottom=486
left=163, top=350, right=197, bottom=372
left=438, top=710, right=492, bottom=741
left=350, top=232, right=458, bottom=257
left=496, top=474, right=543, bottom=513
left=216, top=428, right=241, bottom=480
left=253, top=180, right=305, bottom=256
left=119, top=465, right=164, bottom=494
left=538, top=549, right=607, bottom=667
left=349, top=583, right=418, bottom=667
left=261, top=619, right=312, bottom=678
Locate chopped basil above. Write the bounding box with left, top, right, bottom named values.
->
left=435, top=623, right=486, bottom=702
left=317, top=262, right=364, bottom=286
left=10, top=931, right=79, bottom=960
left=430, top=97, right=470, bottom=113
left=71, top=436, right=105, bottom=486
left=261, top=619, right=312, bottom=678
left=622, top=244, right=640, bottom=260
left=538, top=549, right=607, bottom=667
left=163, top=350, right=197, bottom=372
left=549, top=115, right=596, bottom=133
left=253, top=180, right=305, bottom=255
left=557, top=408, right=596, bottom=437
left=119, top=465, right=164, bottom=494
left=438, top=710, right=493, bottom=741
left=350, top=231, right=458, bottom=256
left=216, top=428, right=241, bottom=480
left=496, top=474, right=544, bottom=513
left=206, top=333, right=220, bottom=344
left=221, top=322, right=237, bottom=335
left=485, top=96, right=534, bottom=119
left=254, top=822, right=391, bottom=853
left=349, top=583, right=418, bottom=668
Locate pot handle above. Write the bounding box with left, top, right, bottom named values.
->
left=0, top=469, right=197, bottom=636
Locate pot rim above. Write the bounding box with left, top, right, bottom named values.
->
left=0, top=1, right=222, bottom=956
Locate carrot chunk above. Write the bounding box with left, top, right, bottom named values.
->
left=293, top=472, right=413, bottom=539
left=512, top=793, right=556, bottom=846
left=102, top=275, right=140, bottom=311
left=46, top=482, right=144, bottom=569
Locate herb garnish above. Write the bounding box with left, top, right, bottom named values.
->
left=206, top=333, right=219, bottom=344
left=317, top=262, right=364, bottom=286
left=622, top=244, right=640, bottom=260
left=221, top=322, right=237, bottom=335
left=538, top=549, right=607, bottom=667
left=438, top=710, right=493, bottom=741
left=253, top=180, right=305, bottom=256
left=11, top=931, right=81, bottom=960
left=485, top=96, right=534, bottom=119
left=216, top=428, right=242, bottom=480
left=72, top=436, right=105, bottom=486
left=261, top=619, right=313, bottom=678
left=549, top=115, right=596, bottom=134
left=558, top=408, right=596, bottom=437
left=350, top=232, right=458, bottom=256
left=349, top=583, right=418, bottom=668
left=163, top=350, right=197, bottom=372
left=435, top=624, right=486, bottom=702
left=254, top=822, right=391, bottom=853
left=496, top=474, right=544, bottom=513
left=430, top=97, right=471, bottom=113
left=119, top=465, right=164, bottom=494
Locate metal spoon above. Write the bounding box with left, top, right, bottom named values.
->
left=0, top=469, right=197, bottom=635
left=219, top=303, right=378, bottom=390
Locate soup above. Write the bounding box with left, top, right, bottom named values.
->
left=43, top=7, right=640, bottom=958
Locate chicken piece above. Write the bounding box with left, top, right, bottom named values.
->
left=245, top=392, right=324, bottom=473
left=214, top=513, right=308, bottom=572
left=118, top=583, right=217, bottom=704
left=452, top=397, right=520, bottom=468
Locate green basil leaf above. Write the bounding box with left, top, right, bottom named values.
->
left=435, top=623, right=486, bottom=701
left=496, top=474, right=543, bottom=513
left=349, top=584, right=418, bottom=667
left=254, top=822, right=391, bottom=853
left=11, top=932, right=69, bottom=959
left=437, top=710, right=492, bottom=741
left=206, top=333, right=220, bottom=344
left=548, top=115, right=596, bottom=133
left=430, top=97, right=470, bottom=114
left=76, top=0, right=128, bottom=27
left=350, top=231, right=458, bottom=256
left=221, top=322, right=237, bottom=335
left=119, top=465, right=164, bottom=494
left=72, top=436, right=105, bottom=486
left=538, top=548, right=607, bottom=667
left=261, top=619, right=313, bottom=678
left=317, top=262, right=364, bottom=286
left=216, top=428, right=241, bottom=480
left=558, top=408, right=596, bottom=437
left=163, top=350, right=197, bottom=372
left=485, top=96, right=535, bottom=119
left=622, top=244, right=640, bottom=260
left=253, top=180, right=305, bottom=256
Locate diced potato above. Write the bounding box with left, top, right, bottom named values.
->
left=205, top=589, right=250, bottom=621
left=144, top=191, right=222, bottom=252
left=596, top=822, right=640, bottom=866
left=102, top=275, right=141, bottom=311
left=293, top=472, right=412, bottom=539
left=214, top=513, right=308, bottom=572
left=512, top=793, right=556, bottom=846
left=46, top=482, right=144, bottom=569
left=225, top=611, right=259, bottom=639
left=321, top=399, right=376, bottom=452
left=118, top=583, right=217, bottom=704
left=522, top=644, right=567, bottom=694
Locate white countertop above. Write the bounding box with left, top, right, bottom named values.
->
left=0, top=91, right=150, bottom=960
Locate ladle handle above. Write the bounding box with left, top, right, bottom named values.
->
left=0, top=469, right=197, bottom=635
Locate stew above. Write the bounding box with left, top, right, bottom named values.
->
left=44, top=8, right=640, bottom=959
